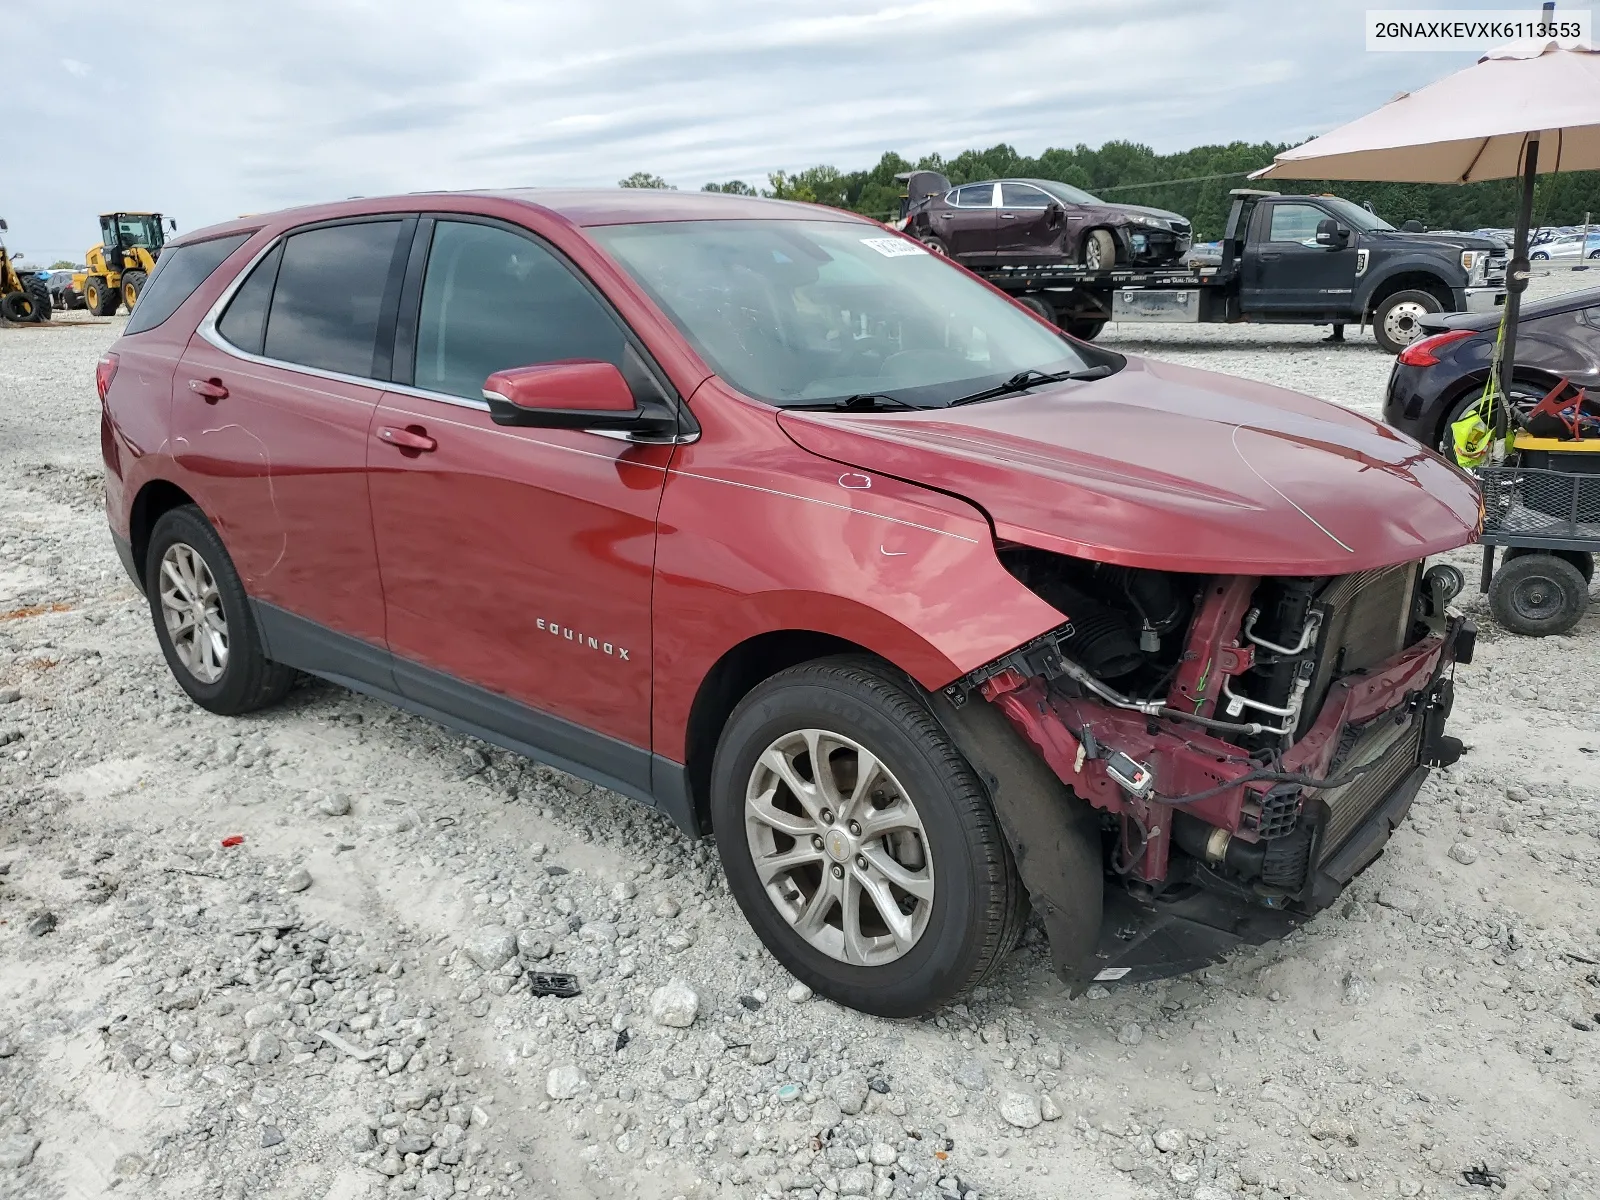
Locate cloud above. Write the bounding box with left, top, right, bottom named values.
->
left=3, top=0, right=1496, bottom=260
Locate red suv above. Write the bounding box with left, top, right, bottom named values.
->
left=100, top=190, right=1481, bottom=1016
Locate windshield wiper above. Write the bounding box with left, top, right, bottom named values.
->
left=782, top=393, right=918, bottom=412
left=948, top=365, right=1114, bottom=407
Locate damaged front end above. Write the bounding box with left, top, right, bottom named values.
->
left=943, top=547, right=1476, bottom=989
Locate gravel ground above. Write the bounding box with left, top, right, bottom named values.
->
left=1, top=274, right=1598, bottom=1200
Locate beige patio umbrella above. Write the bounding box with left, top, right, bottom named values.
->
left=1251, top=38, right=1600, bottom=400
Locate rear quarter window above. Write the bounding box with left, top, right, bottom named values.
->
left=123, top=233, right=252, bottom=335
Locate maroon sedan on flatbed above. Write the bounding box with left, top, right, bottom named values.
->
left=99, top=187, right=1479, bottom=1016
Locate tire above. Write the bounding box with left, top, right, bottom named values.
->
left=1373, top=288, right=1443, bottom=354
left=0, top=291, right=34, bottom=322
left=84, top=275, right=119, bottom=316
left=1488, top=553, right=1589, bottom=636
left=1013, top=293, right=1055, bottom=322
left=921, top=236, right=950, bottom=257
left=27, top=284, right=50, bottom=322
left=1505, top=546, right=1594, bottom=584
left=122, top=270, right=147, bottom=310
left=1589, top=248, right=1600, bottom=260
left=144, top=505, right=295, bottom=715
left=1082, top=230, right=1117, bottom=271
left=710, top=656, right=1028, bottom=1017
left=1063, top=318, right=1107, bottom=341
left=1436, top=382, right=1545, bottom=462
left=1531, top=251, right=1549, bottom=261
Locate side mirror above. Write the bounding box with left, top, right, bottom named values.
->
left=1400, top=219, right=1425, bottom=233
left=0, top=218, right=7, bottom=231
left=169, top=219, right=178, bottom=232
left=1315, top=218, right=1350, bottom=248
left=483, top=360, right=645, bottom=430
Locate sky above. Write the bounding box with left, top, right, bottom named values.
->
left=4, top=0, right=1510, bottom=264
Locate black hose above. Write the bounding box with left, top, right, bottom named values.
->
left=1154, top=759, right=1377, bottom=807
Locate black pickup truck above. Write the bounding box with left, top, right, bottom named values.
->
left=947, top=189, right=1507, bottom=353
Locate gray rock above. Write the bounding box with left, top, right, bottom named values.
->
left=1153, top=1128, right=1186, bottom=1153
left=748, top=1043, right=777, bottom=1066
left=463, top=925, right=517, bottom=971
left=1000, top=1091, right=1042, bottom=1128
left=516, top=930, right=551, bottom=960
left=282, top=866, right=312, bottom=892
left=168, top=1042, right=196, bottom=1066
left=831, top=1075, right=869, bottom=1116
left=1448, top=842, right=1479, bottom=865
left=260, top=1126, right=284, bottom=1148
left=395, top=1133, right=432, bottom=1154
left=654, top=897, right=681, bottom=919
left=869, top=1143, right=898, bottom=1166
left=1506, top=785, right=1531, bottom=803
left=244, top=1002, right=287, bottom=1028
left=377, top=1150, right=404, bottom=1176
left=246, top=1029, right=280, bottom=1065
left=1041, top=1092, right=1063, bottom=1121
left=1377, top=888, right=1420, bottom=914
left=0, top=1135, right=40, bottom=1168
left=1193, top=1187, right=1235, bottom=1200
left=786, top=981, right=813, bottom=1004
left=547, top=1065, right=586, bottom=1100
left=316, top=794, right=351, bottom=817
left=837, top=1166, right=873, bottom=1196
left=1116, top=1022, right=1143, bottom=1046
left=1342, top=972, right=1374, bottom=1005
left=24, top=911, right=55, bottom=938
left=650, top=979, right=699, bottom=1028
left=611, top=880, right=638, bottom=901
left=953, top=1059, right=988, bottom=1091
left=0, top=688, right=20, bottom=704
left=1111, top=1151, right=1136, bottom=1172
left=1190, top=1072, right=1215, bottom=1092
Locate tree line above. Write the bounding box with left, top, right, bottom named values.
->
left=623, top=141, right=1600, bottom=241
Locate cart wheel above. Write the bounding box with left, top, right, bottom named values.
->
left=1013, top=293, right=1054, bottom=322
left=1488, top=553, right=1589, bottom=636
left=1505, top=547, right=1594, bottom=583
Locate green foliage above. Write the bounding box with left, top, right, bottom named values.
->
left=619, top=172, right=674, bottom=190
left=49, top=259, right=78, bottom=270
left=702, top=181, right=758, bottom=195
left=718, top=141, right=1600, bottom=240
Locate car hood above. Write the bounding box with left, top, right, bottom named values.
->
left=1367, top=229, right=1502, bottom=253
left=776, top=357, right=1481, bottom=575
left=1107, top=202, right=1190, bottom=227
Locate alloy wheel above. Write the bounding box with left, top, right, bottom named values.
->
left=159, top=542, right=229, bottom=683
left=743, top=727, right=934, bottom=966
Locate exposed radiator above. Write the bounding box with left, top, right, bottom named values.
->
left=1299, top=563, right=1418, bottom=734
left=1317, top=715, right=1424, bottom=855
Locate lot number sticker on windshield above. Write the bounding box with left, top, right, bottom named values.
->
left=860, top=237, right=926, bottom=258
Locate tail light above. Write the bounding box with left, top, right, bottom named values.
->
left=96, top=352, right=119, bottom=401
left=1397, top=329, right=1474, bottom=367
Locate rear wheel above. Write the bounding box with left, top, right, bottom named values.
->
left=1373, top=289, right=1443, bottom=354
left=1506, top=546, right=1594, bottom=584
left=1437, top=382, right=1544, bottom=462
left=1082, top=230, right=1117, bottom=271
left=1013, top=293, right=1054, bottom=322
left=1063, top=317, right=1107, bottom=341
left=710, top=657, right=1028, bottom=1017
left=1488, top=553, right=1589, bottom=636
left=145, top=505, right=295, bottom=714
left=121, top=270, right=147, bottom=310
left=921, top=236, right=950, bottom=257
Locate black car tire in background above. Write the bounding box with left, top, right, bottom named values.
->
left=1505, top=547, right=1595, bottom=584
left=1064, top=318, right=1107, bottom=341
left=122, top=269, right=148, bottom=311
left=1373, top=289, right=1444, bottom=354
left=920, top=236, right=950, bottom=257
left=1012, top=293, right=1054, bottom=322
left=0, top=292, right=34, bottom=322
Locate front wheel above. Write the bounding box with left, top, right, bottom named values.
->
left=1082, top=229, right=1117, bottom=271
left=710, top=657, right=1027, bottom=1017
left=920, top=236, right=950, bottom=257
left=1373, top=289, right=1443, bottom=354
left=145, top=505, right=295, bottom=714
left=122, top=269, right=148, bottom=310
left=1063, top=317, right=1106, bottom=340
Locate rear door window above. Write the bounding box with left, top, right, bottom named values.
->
left=1000, top=184, right=1050, bottom=208
left=261, top=221, right=406, bottom=378
left=216, top=243, right=282, bottom=356
left=412, top=220, right=626, bottom=400
left=952, top=184, right=995, bottom=208
left=124, top=233, right=251, bottom=335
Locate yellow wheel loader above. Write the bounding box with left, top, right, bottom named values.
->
left=0, top=218, right=52, bottom=324
left=74, top=212, right=175, bottom=316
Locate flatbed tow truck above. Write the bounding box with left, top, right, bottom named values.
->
left=950, top=189, right=1507, bottom=353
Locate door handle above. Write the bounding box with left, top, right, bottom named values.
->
left=188, top=378, right=228, bottom=402
left=1259, top=252, right=1282, bottom=261
left=377, top=426, right=437, bottom=453
left=1000, top=213, right=1016, bottom=219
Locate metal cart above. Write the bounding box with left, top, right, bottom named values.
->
left=1477, top=449, right=1600, bottom=635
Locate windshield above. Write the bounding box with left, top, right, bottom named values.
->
left=590, top=219, right=1092, bottom=407
left=1036, top=181, right=1104, bottom=206
left=115, top=214, right=165, bottom=250
left=1319, top=198, right=1395, bottom=233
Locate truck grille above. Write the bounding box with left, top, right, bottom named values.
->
left=1316, top=715, right=1424, bottom=854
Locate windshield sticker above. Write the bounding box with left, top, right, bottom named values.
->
left=859, top=237, right=926, bottom=258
